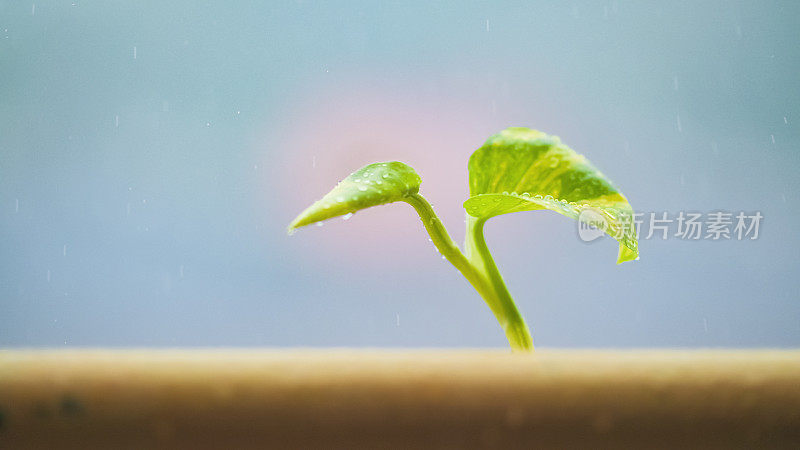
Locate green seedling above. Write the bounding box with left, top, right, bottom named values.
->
left=288, top=127, right=639, bottom=351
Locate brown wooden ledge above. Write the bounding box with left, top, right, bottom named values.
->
left=1, top=349, right=799, bottom=449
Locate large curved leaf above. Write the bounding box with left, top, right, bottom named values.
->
left=464, top=127, right=638, bottom=263
left=288, top=161, right=421, bottom=232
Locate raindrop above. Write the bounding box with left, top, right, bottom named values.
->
left=46, top=270, right=51, bottom=282
left=205, top=122, right=211, bottom=127
left=315, top=222, right=324, bottom=227
left=672, top=75, right=678, bottom=91
left=312, top=156, right=316, bottom=168
left=784, top=117, right=788, bottom=124
left=485, top=19, right=490, bottom=31
left=115, top=115, right=119, bottom=127
left=62, top=245, right=67, bottom=256
left=179, top=265, right=184, bottom=278
left=342, top=213, right=353, bottom=221
left=375, top=180, right=383, bottom=185
left=335, top=196, right=345, bottom=203
left=133, top=46, right=137, bottom=59
left=676, top=113, right=682, bottom=133
left=381, top=173, right=389, bottom=179
left=358, top=186, right=367, bottom=191
left=770, top=134, right=775, bottom=144
left=31, top=4, right=35, bottom=16
left=395, top=314, right=400, bottom=326
left=15, top=198, right=19, bottom=213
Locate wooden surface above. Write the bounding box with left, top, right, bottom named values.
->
left=1, top=349, right=799, bottom=449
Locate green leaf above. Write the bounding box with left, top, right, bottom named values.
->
left=464, top=127, right=639, bottom=263
left=288, top=161, right=422, bottom=232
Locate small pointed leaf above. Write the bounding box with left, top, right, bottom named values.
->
left=464, top=127, right=638, bottom=263
left=288, top=161, right=421, bottom=232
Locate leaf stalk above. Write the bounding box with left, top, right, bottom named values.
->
left=404, top=193, right=534, bottom=351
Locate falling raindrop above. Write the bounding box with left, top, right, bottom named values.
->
left=15, top=198, right=19, bottom=213
left=133, top=46, right=137, bottom=59
left=62, top=245, right=67, bottom=256
left=770, top=134, right=775, bottom=144
left=46, top=270, right=51, bottom=283
left=676, top=112, right=682, bottom=133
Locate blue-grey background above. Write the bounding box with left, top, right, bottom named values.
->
left=1, top=1, right=798, bottom=348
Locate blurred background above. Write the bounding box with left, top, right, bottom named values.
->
left=1, top=1, right=798, bottom=348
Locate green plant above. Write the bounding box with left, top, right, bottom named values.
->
left=288, top=127, right=639, bottom=351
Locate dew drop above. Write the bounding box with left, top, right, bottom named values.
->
left=381, top=174, right=389, bottom=179
left=336, top=196, right=345, bottom=203
left=315, top=222, right=324, bottom=227
left=342, top=213, right=353, bottom=220
left=358, top=186, right=367, bottom=191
